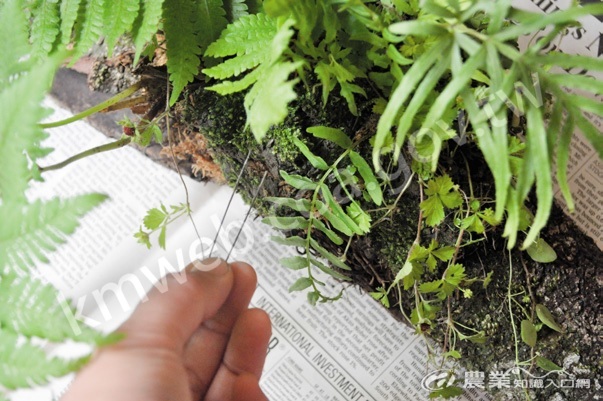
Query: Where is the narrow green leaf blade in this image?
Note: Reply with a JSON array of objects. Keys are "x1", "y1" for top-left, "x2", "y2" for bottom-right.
[
  {"x1": 309, "y1": 238, "x2": 351, "y2": 271},
  {"x1": 265, "y1": 197, "x2": 312, "y2": 213},
  {"x1": 374, "y1": 37, "x2": 452, "y2": 170},
  {"x1": 312, "y1": 218, "x2": 344, "y2": 245},
  {"x1": 388, "y1": 20, "x2": 447, "y2": 36},
  {"x1": 280, "y1": 256, "x2": 309, "y2": 270},
  {"x1": 307, "y1": 126, "x2": 352, "y2": 149},
  {"x1": 536, "y1": 356, "x2": 562, "y2": 372},
  {"x1": 293, "y1": 137, "x2": 329, "y2": 170},
  {"x1": 521, "y1": 319, "x2": 537, "y2": 348},
  {"x1": 536, "y1": 304, "x2": 564, "y2": 333},
  {"x1": 289, "y1": 277, "x2": 313, "y2": 292},
  {"x1": 261, "y1": 216, "x2": 309, "y2": 230},
  {"x1": 349, "y1": 152, "x2": 382, "y2": 206},
  {"x1": 270, "y1": 235, "x2": 307, "y2": 248},
  {"x1": 309, "y1": 257, "x2": 351, "y2": 281},
  {"x1": 521, "y1": 105, "x2": 553, "y2": 249},
  {"x1": 280, "y1": 171, "x2": 317, "y2": 191}
]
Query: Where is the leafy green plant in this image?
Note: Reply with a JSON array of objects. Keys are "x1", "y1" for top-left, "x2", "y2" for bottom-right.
[
  {"x1": 3, "y1": 0, "x2": 603, "y2": 398},
  {"x1": 135, "y1": 202, "x2": 191, "y2": 249},
  {"x1": 262, "y1": 125, "x2": 384, "y2": 303},
  {"x1": 0, "y1": 1, "x2": 115, "y2": 397}
]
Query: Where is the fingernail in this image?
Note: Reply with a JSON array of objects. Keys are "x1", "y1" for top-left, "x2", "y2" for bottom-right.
[{"x1": 189, "y1": 258, "x2": 229, "y2": 276}]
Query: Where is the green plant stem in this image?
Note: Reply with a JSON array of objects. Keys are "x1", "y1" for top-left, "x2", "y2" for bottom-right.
[
  {"x1": 38, "y1": 137, "x2": 132, "y2": 173},
  {"x1": 507, "y1": 250, "x2": 521, "y2": 366},
  {"x1": 40, "y1": 81, "x2": 143, "y2": 129}
]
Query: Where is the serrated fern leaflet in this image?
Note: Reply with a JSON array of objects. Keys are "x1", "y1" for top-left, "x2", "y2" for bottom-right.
[
  {"x1": 103, "y1": 0, "x2": 140, "y2": 56},
  {"x1": 163, "y1": 0, "x2": 202, "y2": 105},
  {"x1": 0, "y1": 195, "x2": 109, "y2": 273}
]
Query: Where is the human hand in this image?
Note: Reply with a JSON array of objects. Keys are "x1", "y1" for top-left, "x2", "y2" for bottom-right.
[{"x1": 62, "y1": 259, "x2": 271, "y2": 401}]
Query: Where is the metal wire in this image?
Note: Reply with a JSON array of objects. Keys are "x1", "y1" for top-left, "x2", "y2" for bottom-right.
[
  {"x1": 226, "y1": 171, "x2": 268, "y2": 262},
  {"x1": 208, "y1": 150, "x2": 252, "y2": 258}
]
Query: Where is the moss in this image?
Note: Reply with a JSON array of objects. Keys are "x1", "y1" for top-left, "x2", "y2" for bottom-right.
[{"x1": 265, "y1": 126, "x2": 302, "y2": 164}]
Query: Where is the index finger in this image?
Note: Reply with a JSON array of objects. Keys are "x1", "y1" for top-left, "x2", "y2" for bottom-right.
[{"x1": 117, "y1": 258, "x2": 235, "y2": 351}]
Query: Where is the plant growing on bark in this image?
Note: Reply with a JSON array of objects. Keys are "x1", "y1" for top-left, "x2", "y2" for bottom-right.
[{"x1": 2, "y1": 0, "x2": 602, "y2": 399}]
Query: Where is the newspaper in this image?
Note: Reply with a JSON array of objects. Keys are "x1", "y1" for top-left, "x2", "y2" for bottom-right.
[
  {"x1": 513, "y1": 0, "x2": 603, "y2": 249},
  {"x1": 14, "y1": 99, "x2": 491, "y2": 401}
]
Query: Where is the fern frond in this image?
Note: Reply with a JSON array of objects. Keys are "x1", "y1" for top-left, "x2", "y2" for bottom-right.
[
  {"x1": 0, "y1": 273, "x2": 105, "y2": 342},
  {"x1": 72, "y1": 0, "x2": 105, "y2": 61},
  {"x1": 163, "y1": 0, "x2": 202, "y2": 105},
  {"x1": 103, "y1": 0, "x2": 140, "y2": 56},
  {"x1": 245, "y1": 60, "x2": 302, "y2": 141},
  {"x1": 30, "y1": 0, "x2": 61, "y2": 58},
  {"x1": 204, "y1": 12, "x2": 276, "y2": 58},
  {"x1": 131, "y1": 0, "x2": 166, "y2": 65},
  {"x1": 0, "y1": 194, "x2": 108, "y2": 272},
  {"x1": 204, "y1": 51, "x2": 267, "y2": 79},
  {"x1": 0, "y1": 0, "x2": 32, "y2": 84},
  {"x1": 0, "y1": 60, "x2": 58, "y2": 203},
  {"x1": 0, "y1": 329, "x2": 89, "y2": 390},
  {"x1": 197, "y1": 0, "x2": 228, "y2": 51},
  {"x1": 204, "y1": 15, "x2": 297, "y2": 140},
  {"x1": 59, "y1": 0, "x2": 83, "y2": 45},
  {"x1": 225, "y1": 0, "x2": 248, "y2": 21}
]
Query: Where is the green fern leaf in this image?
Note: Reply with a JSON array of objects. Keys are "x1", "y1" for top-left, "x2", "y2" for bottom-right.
[
  {"x1": 207, "y1": 12, "x2": 275, "y2": 57},
  {"x1": 197, "y1": 0, "x2": 228, "y2": 51},
  {"x1": 205, "y1": 68, "x2": 262, "y2": 94},
  {"x1": 59, "y1": 0, "x2": 83, "y2": 44},
  {"x1": 163, "y1": 0, "x2": 202, "y2": 105},
  {"x1": 131, "y1": 0, "x2": 166, "y2": 65},
  {"x1": 103, "y1": 0, "x2": 140, "y2": 55},
  {"x1": 0, "y1": 329, "x2": 89, "y2": 390},
  {"x1": 0, "y1": 273, "x2": 105, "y2": 343},
  {"x1": 245, "y1": 60, "x2": 301, "y2": 141},
  {"x1": 0, "y1": 194, "x2": 108, "y2": 272},
  {"x1": 72, "y1": 0, "x2": 105, "y2": 61},
  {"x1": 30, "y1": 0, "x2": 61, "y2": 58},
  {"x1": 225, "y1": 0, "x2": 248, "y2": 21},
  {"x1": 204, "y1": 12, "x2": 276, "y2": 64},
  {"x1": 208, "y1": 16, "x2": 298, "y2": 141},
  {"x1": 0, "y1": 60, "x2": 58, "y2": 202},
  {"x1": 204, "y1": 51, "x2": 268, "y2": 79},
  {"x1": 0, "y1": 0, "x2": 32, "y2": 84}
]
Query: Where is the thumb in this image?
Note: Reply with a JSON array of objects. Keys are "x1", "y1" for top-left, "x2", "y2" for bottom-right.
[{"x1": 231, "y1": 372, "x2": 269, "y2": 401}]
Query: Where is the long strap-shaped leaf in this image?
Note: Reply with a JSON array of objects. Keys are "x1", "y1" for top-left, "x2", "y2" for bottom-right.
[
  {"x1": 496, "y1": 4, "x2": 603, "y2": 41},
  {"x1": 373, "y1": 36, "x2": 453, "y2": 170}
]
